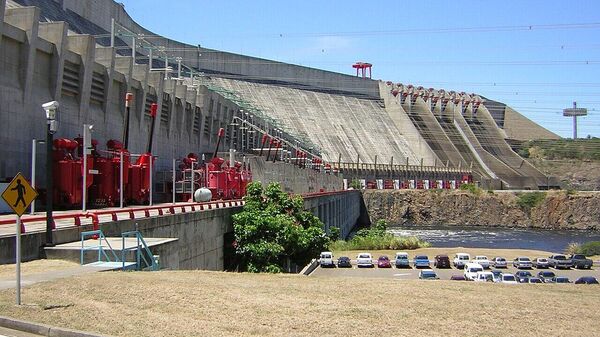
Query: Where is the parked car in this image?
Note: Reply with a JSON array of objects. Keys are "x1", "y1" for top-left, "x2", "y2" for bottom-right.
[
  {"x1": 319, "y1": 252, "x2": 335, "y2": 267},
  {"x1": 464, "y1": 263, "x2": 484, "y2": 281},
  {"x1": 414, "y1": 255, "x2": 430, "y2": 268},
  {"x1": 419, "y1": 269, "x2": 439, "y2": 280},
  {"x1": 552, "y1": 276, "x2": 571, "y2": 284},
  {"x1": 473, "y1": 256, "x2": 491, "y2": 269},
  {"x1": 548, "y1": 254, "x2": 573, "y2": 269},
  {"x1": 434, "y1": 254, "x2": 451, "y2": 269},
  {"x1": 570, "y1": 254, "x2": 593, "y2": 269},
  {"x1": 337, "y1": 256, "x2": 352, "y2": 268},
  {"x1": 515, "y1": 271, "x2": 533, "y2": 283},
  {"x1": 356, "y1": 253, "x2": 373, "y2": 268},
  {"x1": 453, "y1": 253, "x2": 471, "y2": 269},
  {"x1": 513, "y1": 257, "x2": 533, "y2": 269},
  {"x1": 538, "y1": 271, "x2": 557, "y2": 283},
  {"x1": 533, "y1": 258, "x2": 549, "y2": 269},
  {"x1": 491, "y1": 269, "x2": 503, "y2": 282},
  {"x1": 491, "y1": 257, "x2": 507, "y2": 268},
  {"x1": 394, "y1": 252, "x2": 410, "y2": 268},
  {"x1": 528, "y1": 277, "x2": 543, "y2": 284},
  {"x1": 574, "y1": 276, "x2": 599, "y2": 284},
  {"x1": 474, "y1": 271, "x2": 494, "y2": 282},
  {"x1": 378, "y1": 255, "x2": 392, "y2": 268},
  {"x1": 450, "y1": 275, "x2": 467, "y2": 281},
  {"x1": 500, "y1": 273, "x2": 518, "y2": 284}
]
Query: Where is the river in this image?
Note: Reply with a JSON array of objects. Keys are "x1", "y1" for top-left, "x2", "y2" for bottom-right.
[{"x1": 389, "y1": 226, "x2": 600, "y2": 253}]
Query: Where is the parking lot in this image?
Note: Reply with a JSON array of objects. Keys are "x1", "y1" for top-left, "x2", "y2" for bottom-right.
[{"x1": 312, "y1": 259, "x2": 600, "y2": 282}]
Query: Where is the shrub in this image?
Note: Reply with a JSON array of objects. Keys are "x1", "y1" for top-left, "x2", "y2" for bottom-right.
[
  {"x1": 328, "y1": 234, "x2": 430, "y2": 251},
  {"x1": 565, "y1": 242, "x2": 581, "y2": 255},
  {"x1": 577, "y1": 241, "x2": 600, "y2": 256},
  {"x1": 349, "y1": 179, "x2": 362, "y2": 190},
  {"x1": 459, "y1": 183, "x2": 480, "y2": 194},
  {"x1": 516, "y1": 192, "x2": 546, "y2": 211}
]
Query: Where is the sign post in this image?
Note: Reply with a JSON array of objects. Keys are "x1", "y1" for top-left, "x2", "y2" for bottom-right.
[{"x1": 1, "y1": 172, "x2": 38, "y2": 305}]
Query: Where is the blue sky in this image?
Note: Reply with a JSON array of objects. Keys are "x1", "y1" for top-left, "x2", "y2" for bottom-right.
[{"x1": 120, "y1": 0, "x2": 600, "y2": 138}]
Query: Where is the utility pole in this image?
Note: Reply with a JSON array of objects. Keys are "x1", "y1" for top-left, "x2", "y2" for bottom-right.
[{"x1": 563, "y1": 101, "x2": 587, "y2": 139}]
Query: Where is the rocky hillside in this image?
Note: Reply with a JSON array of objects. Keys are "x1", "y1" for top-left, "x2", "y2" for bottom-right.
[{"x1": 362, "y1": 190, "x2": 600, "y2": 230}]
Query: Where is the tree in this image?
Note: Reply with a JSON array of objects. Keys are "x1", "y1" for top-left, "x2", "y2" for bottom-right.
[{"x1": 232, "y1": 182, "x2": 329, "y2": 273}]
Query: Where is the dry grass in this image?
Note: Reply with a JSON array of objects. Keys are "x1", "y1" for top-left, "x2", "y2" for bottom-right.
[
  {"x1": 0, "y1": 270, "x2": 599, "y2": 337},
  {"x1": 0, "y1": 260, "x2": 79, "y2": 279},
  {"x1": 332, "y1": 247, "x2": 555, "y2": 260}
]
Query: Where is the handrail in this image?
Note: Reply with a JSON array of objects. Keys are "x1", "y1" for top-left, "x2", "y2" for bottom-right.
[
  {"x1": 121, "y1": 230, "x2": 157, "y2": 271},
  {"x1": 80, "y1": 230, "x2": 120, "y2": 265}
]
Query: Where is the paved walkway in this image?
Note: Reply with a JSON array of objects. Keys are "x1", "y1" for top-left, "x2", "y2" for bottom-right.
[
  {"x1": 0, "y1": 325, "x2": 42, "y2": 337},
  {"x1": 0, "y1": 264, "x2": 122, "y2": 290}
]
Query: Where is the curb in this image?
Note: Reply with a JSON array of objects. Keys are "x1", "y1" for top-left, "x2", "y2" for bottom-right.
[{"x1": 0, "y1": 315, "x2": 113, "y2": 337}]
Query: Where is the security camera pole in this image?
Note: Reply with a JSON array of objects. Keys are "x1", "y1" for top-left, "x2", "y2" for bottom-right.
[{"x1": 42, "y1": 101, "x2": 59, "y2": 246}]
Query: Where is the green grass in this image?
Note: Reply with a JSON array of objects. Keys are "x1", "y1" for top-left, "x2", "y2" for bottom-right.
[
  {"x1": 523, "y1": 138, "x2": 600, "y2": 161},
  {"x1": 328, "y1": 234, "x2": 430, "y2": 251},
  {"x1": 577, "y1": 241, "x2": 600, "y2": 256},
  {"x1": 516, "y1": 192, "x2": 546, "y2": 211}
]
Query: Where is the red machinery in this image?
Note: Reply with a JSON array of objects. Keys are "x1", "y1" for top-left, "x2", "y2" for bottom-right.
[
  {"x1": 89, "y1": 140, "x2": 130, "y2": 207},
  {"x1": 52, "y1": 138, "x2": 93, "y2": 208},
  {"x1": 126, "y1": 102, "x2": 157, "y2": 204}
]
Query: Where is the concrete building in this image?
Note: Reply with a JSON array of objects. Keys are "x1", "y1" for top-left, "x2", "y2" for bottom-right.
[{"x1": 1, "y1": 0, "x2": 559, "y2": 190}]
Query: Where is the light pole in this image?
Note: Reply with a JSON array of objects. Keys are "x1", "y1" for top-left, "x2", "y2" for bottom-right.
[
  {"x1": 30, "y1": 139, "x2": 45, "y2": 214},
  {"x1": 42, "y1": 101, "x2": 59, "y2": 246},
  {"x1": 82, "y1": 124, "x2": 93, "y2": 212}
]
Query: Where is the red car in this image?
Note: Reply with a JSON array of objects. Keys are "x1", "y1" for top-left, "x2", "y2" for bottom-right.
[{"x1": 378, "y1": 255, "x2": 392, "y2": 268}]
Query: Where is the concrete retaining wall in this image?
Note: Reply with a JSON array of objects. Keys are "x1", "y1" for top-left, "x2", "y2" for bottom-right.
[{"x1": 1, "y1": 191, "x2": 362, "y2": 267}]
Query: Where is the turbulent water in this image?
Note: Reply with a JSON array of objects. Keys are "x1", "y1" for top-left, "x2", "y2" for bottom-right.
[{"x1": 389, "y1": 226, "x2": 600, "y2": 252}]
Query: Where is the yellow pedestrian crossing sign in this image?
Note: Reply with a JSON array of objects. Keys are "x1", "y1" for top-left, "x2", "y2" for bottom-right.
[{"x1": 1, "y1": 172, "x2": 38, "y2": 217}]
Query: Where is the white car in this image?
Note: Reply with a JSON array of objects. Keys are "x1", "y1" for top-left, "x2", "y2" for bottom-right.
[
  {"x1": 453, "y1": 253, "x2": 471, "y2": 268},
  {"x1": 473, "y1": 256, "x2": 491, "y2": 269},
  {"x1": 513, "y1": 257, "x2": 533, "y2": 269},
  {"x1": 464, "y1": 263, "x2": 484, "y2": 281},
  {"x1": 319, "y1": 252, "x2": 335, "y2": 267},
  {"x1": 534, "y1": 257, "x2": 549, "y2": 269},
  {"x1": 356, "y1": 253, "x2": 373, "y2": 268},
  {"x1": 474, "y1": 271, "x2": 494, "y2": 282},
  {"x1": 500, "y1": 273, "x2": 519, "y2": 284},
  {"x1": 491, "y1": 257, "x2": 507, "y2": 268}
]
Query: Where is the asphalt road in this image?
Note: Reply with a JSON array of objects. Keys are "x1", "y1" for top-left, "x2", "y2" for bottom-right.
[{"x1": 312, "y1": 263, "x2": 600, "y2": 281}]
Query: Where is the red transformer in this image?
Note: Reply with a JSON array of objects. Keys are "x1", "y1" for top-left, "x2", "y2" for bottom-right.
[
  {"x1": 53, "y1": 138, "x2": 93, "y2": 208},
  {"x1": 89, "y1": 140, "x2": 130, "y2": 207},
  {"x1": 126, "y1": 153, "x2": 153, "y2": 204}
]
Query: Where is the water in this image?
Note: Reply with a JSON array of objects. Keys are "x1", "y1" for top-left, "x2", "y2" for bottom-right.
[{"x1": 389, "y1": 226, "x2": 600, "y2": 253}]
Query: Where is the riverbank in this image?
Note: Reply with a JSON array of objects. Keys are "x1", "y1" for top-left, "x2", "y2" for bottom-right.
[{"x1": 363, "y1": 190, "x2": 600, "y2": 230}]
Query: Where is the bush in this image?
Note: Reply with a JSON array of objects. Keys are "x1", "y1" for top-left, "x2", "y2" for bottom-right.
[
  {"x1": 459, "y1": 183, "x2": 480, "y2": 194},
  {"x1": 516, "y1": 192, "x2": 546, "y2": 211},
  {"x1": 577, "y1": 241, "x2": 600, "y2": 256},
  {"x1": 565, "y1": 242, "x2": 581, "y2": 255},
  {"x1": 349, "y1": 179, "x2": 362, "y2": 190},
  {"x1": 328, "y1": 234, "x2": 430, "y2": 251}
]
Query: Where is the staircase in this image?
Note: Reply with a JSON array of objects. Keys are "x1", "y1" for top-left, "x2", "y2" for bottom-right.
[{"x1": 79, "y1": 230, "x2": 158, "y2": 271}]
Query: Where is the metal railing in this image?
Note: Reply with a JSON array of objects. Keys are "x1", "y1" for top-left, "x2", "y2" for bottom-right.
[
  {"x1": 121, "y1": 230, "x2": 158, "y2": 271},
  {"x1": 80, "y1": 230, "x2": 119, "y2": 265}
]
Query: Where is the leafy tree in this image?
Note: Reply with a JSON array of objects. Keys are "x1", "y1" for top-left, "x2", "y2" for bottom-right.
[{"x1": 233, "y1": 182, "x2": 329, "y2": 273}]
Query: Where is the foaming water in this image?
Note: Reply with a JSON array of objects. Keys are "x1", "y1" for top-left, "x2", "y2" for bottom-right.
[{"x1": 389, "y1": 226, "x2": 600, "y2": 252}]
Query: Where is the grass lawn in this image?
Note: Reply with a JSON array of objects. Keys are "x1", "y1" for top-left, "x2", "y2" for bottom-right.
[
  {"x1": 0, "y1": 260, "x2": 79, "y2": 279},
  {"x1": 0, "y1": 269, "x2": 599, "y2": 337}
]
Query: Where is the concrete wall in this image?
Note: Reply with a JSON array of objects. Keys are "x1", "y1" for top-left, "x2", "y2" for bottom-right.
[
  {"x1": 1, "y1": 191, "x2": 362, "y2": 267},
  {"x1": 250, "y1": 157, "x2": 343, "y2": 194},
  {"x1": 41, "y1": 0, "x2": 379, "y2": 98},
  {"x1": 503, "y1": 106, "x2": 560, "y2": 141}
]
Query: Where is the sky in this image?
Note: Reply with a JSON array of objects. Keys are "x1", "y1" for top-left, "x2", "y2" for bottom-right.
[{"x1": 119, "y1": 0, "x2": 600, "y2": 138}]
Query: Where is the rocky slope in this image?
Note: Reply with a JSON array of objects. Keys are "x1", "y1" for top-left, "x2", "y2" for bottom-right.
[{"x1": 362, "y1": 190, "x2": 600, "y2": 230}]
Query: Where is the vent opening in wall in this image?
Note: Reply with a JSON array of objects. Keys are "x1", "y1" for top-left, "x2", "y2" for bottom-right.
[
  {"x1": 193, "y1": 107, "x2": 201, "y2": 135},
  {"x1": 90, "y1": 72, "x2": 106, "y2": 105},
  {"x1": 161, "y1": 93, "x2": 171, "y2": 128},
  {"x1": 62, "y1": 61, "x2": 80, "y2": 97}
]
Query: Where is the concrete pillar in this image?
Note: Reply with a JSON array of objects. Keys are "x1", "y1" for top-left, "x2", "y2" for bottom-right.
[
  {"x1": 4, "y1": 7, "x2": 40, "y2": 103},
  {"x1": 66, "y1": 35, "x2": 96, "y2": 121},
  {"x1": 0, "y1": 0, "x2": 6, "y2": 48},
  {"x1": 38, "y1": 22, "x2": 68, "y2": 101},
  {"x1": 132, "y1": 63, "x2": 150, "y2": 130},
  {"x1": 186, "y1": 89, "x2": 197, "y2": 142},
  {"x1": 174, "y1": 84, "x2": 188, "y2": 141},
  {"x1": 95, "y1": 46, "x2": 117, "y2": 117}
]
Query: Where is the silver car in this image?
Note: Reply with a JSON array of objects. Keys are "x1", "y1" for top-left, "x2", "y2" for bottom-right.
[
  {"x1": 513, "y1": 257, "x2": 533, "y2": 269},
  {"x1": 491, "y1": 257, "x2": 507, "y2": 268}
]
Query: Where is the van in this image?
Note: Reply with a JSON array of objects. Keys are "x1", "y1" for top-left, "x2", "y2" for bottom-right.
[
  {"x1": 464, "y1": 263, "x2": 484, "y2": 281},
  {"x1": 474, "y1": 271, "x2": 494, "y2": 282},
  {"x1": 319, "y1": 252, "x2": 335, "y2": 267},
  {"x1": 453, "y1": 253, "x2": 471, "y2": 268}
]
